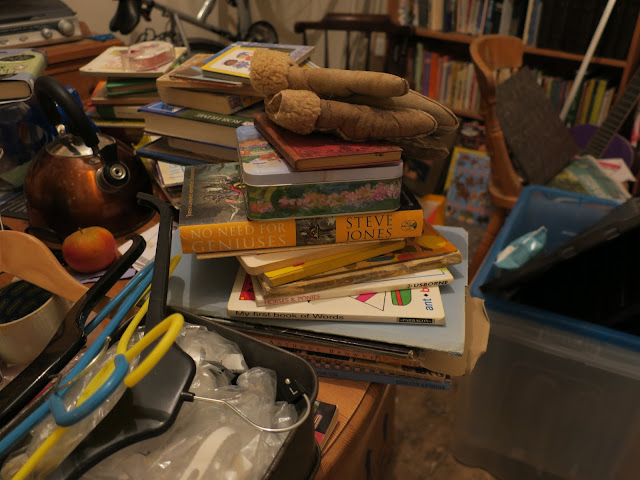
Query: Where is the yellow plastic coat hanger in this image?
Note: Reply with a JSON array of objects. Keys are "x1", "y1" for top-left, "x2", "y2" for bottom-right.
[{"x1": 0, "y1": 229, "x2": 88, "y2": 303}]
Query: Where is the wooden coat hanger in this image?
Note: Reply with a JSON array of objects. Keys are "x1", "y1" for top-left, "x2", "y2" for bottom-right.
[{"x1": 0, "y1": 228, "x2": 88, "y2": 303}]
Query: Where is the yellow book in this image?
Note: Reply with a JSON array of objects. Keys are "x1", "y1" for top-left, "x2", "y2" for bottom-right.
[
  {"x1": 588, "y1": 79, "x2": 608, "y2": 125},
  {"x1": 259, "y1": 239, "x2": 406, "y2": 287}
]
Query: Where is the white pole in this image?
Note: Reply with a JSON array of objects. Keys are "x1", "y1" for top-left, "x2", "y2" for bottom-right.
[{"x1": 560, "y1": 0, "x2": 618, "y2": 122}]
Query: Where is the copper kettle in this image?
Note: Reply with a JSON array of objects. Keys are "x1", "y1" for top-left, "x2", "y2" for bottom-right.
[{"x1": 24, "y1": 76, "x2": 154, "y2": 240}]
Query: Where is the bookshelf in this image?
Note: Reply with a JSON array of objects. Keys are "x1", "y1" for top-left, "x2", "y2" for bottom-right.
[{"x1": 388, "y1": 0, "x2": 640, "y2": 125}]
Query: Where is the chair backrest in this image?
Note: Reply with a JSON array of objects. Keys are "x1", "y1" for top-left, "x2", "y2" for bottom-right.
[
  {"x1": 469, "y1": 34, "x2": 524, "y2": 209},
  {"x1": 294, "y1": 13, "x2": 412, "y2": 75}
]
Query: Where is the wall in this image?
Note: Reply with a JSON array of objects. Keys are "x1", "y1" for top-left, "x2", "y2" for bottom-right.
[{"x1": 65, "y1": 0, "x2": 386, "y2": 69}]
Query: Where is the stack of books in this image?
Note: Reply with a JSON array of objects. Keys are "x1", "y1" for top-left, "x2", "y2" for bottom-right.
[
  {"x1": 136, "y1": 42, "x2": 315, "y2": 167},
  {"x1": 176, "y1": 110, "x2": 467, "y2": 388},
  {"x1": 81, "y1": 43, "x2": 187, "y2": 130}
]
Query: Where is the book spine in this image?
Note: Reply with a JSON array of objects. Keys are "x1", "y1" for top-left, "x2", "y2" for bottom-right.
[
  {"x1": 228, "y1": 307, "x2": 444, "y2": 324},
  {"x1": 179, "y1": 205, "x2": 424, "y2": 254},
  {"x1": 246, "y1": 331, "x2": 425, "y2": 368},
  {"x1": 311, "y1": 365, "x2": 452, "y2": 390},
  {"x1": 254, "y1": 271, "x2": 453, "y2": 306}
]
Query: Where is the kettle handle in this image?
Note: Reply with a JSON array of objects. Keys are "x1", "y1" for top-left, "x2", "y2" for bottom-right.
[{"x1": 34, "y1": 76, "x2": 99, "y2": 150}]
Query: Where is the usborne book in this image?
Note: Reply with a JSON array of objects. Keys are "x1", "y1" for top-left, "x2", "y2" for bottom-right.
[
  {"x1": 257, "y1": 222, "x2": 462, "y2": 297},
  {"x1": 178, "y1": 162, "x2": 423, "y2": 254},
  {"x1": 0, "y1": 49, "x2": 47, "y2": 104},
  {"x1": 138, "y1": 101, "x2": 257, "y2": 148},
  {"x1": 253, "y1": 113, "x2": 403, "y2": 170},
  {"x1": 228, "y1": 267, "x2": 446, "y2": 325},
  {"x1": 201, "y1": 42, "x2": 314, "y2": 83},
  {"x1": 251, "y1": 267, "x2": 454, "y2": 306},
  {"x1": 258, "y1": 239, "x2": 406, "y2": 287},
  {"x1": 157, "y1": 81, "x2": 262, "y2": 115}
]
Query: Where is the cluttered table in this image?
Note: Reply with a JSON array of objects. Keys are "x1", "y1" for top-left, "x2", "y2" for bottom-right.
[{"x1": 0, "y1": 212, "x2": 394, "y2": 479}]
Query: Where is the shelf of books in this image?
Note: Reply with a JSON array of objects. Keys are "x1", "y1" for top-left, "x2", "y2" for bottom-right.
[{"x1": 392, "y1": 0, "x2": 640, "y2": 127}]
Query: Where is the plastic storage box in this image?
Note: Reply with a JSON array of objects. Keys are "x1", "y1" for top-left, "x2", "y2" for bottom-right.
[{"x1": 455, "y1": 186, "x2": 640, "y2": 480}]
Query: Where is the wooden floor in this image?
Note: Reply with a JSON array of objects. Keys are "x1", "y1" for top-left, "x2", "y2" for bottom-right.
[{"x1": 391, "y1": 385, "x2": 495, "y2": 480}]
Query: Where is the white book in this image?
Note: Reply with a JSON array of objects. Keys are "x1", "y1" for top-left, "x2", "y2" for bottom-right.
[
  {"x1": 251, "y1": 266, "x2": 453, "y2": 306},
  {"x1": 156, "y1": 161, "x2": 185, "y2": 187},
  {"x1": 228, "y1": 267, "x2": 446, "y2": 325}
]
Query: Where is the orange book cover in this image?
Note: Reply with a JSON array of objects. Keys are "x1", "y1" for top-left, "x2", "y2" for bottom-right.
[{"x1": 252, "y1": 113, "x2": 402, "y2": 171}]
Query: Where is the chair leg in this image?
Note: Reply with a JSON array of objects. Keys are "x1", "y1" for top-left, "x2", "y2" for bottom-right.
[{"x1": 469, "y1": 208, "x2": 508, "y2": 283}]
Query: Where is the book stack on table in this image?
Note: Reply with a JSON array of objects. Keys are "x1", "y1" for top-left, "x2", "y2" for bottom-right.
[
  {"x1": 174, "y1": 109, "x2": 474, "y2": 388},
  {"x1": 80, "y1": 43, "x2": 187, "y2": 130},
  {"x1": 135, "y1": 42, "x2": 315, "y2": 167}
]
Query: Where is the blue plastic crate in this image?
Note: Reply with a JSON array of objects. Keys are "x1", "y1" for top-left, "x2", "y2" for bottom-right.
[{"x1": 471, "y1": 185, "x2": 640, "y2": 352}]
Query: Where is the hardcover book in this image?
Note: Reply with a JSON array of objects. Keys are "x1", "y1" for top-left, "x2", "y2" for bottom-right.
[
  {"x1": 166, "y1": 136, "x2": 237, "y2": 162},
  {"x1": 251, "y1": 267, "x2": 454, "y2": 306},
  {"x1": 201, "y1": 42, "x2": 314, "y2": 83},
  {"x1": 258, "y1": 222, "x2": 462, "y2": 297},
  {"x1": 228, "y1": 267, "x2": 446, "y2": 325},
  {"x1": 0, "y1": 49, "x2": 47, "y2": 104},
  {"x1": 178, "y1": 162, "x2": 423, "y2": 254},
  {"x1": 157, "y1": 82, "x2": 262, "y2": 115},
  {"x1": 253, "y1": 113, "x2": 403, "y2": 171},
  {"x1": 138, "y1": 101, "x2": 257, "y2": 148}
]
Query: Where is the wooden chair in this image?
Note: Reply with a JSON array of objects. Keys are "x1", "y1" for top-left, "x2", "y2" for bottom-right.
[
  {"x1": 294, "y1": 13, "x2": 412, "y2": 75},
  {"x1": 468, "y1": 34, "x2": 525, "y2": 281}
]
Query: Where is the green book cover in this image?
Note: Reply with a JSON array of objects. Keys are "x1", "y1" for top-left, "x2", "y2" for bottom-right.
[
  {"x1": 139, "y1": 101, "x2": 256, "y2": 127},
  {"x1": 0, "y1": 49, "x2": 47, "y2": 103}
]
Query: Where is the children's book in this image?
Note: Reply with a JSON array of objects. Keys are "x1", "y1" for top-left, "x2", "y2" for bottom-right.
[
  {"x1": 258, "y1": 239, "x2": 406, "y2": 287},
  {"x1": 201, "y1": 42, "x2": 314, "y2": 83},
  {"x1": 80, "y1": 46, "x2": 187, "y2": 78},
  {"x1": 313, "y1": 400, "x2": 339, "y2": 452},
  {"x1": 178, "y1": 163, "x2": 424, "y2": 254},
  {"x1": 444, "y1": 146, "x2": 495, "y2": 226},
  {"x1": 138, "y1": 101, "x2": 258, "y2": 148},
  {"x1": 257, "y1": 222, "x2": 462, "y2": 297},
  {"x1": 251, "y1": 267, "x2": 454, "y2": 306},
  {"x1": 237, "y1": 241, "x2": 403, "y2": 275},
  {"x1": 0, "y1": 49, "x2": 47, "y2": 104},
  {"x1": 253, "y1": 113, "x2": 402, "y2": 171},
  {"x1": 228, "y1": 267, "x2": 446, "y2": 325}
]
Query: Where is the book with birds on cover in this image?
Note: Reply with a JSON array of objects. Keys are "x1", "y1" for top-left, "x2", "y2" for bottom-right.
[{"x1": 178, "y1": 162, "x2": 424, "y2": 254}]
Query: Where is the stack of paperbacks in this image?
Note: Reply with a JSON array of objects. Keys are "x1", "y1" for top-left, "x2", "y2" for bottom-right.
[
  {"x1": 174, "y1": 103, "x2": 471, "y2": 388},
  {"x1": 81, "y1": 44, "x2": 187, "y2": 129}
]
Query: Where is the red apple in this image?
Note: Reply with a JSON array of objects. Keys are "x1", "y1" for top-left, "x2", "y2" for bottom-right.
[{"x1": 62, "y1": 226, "x2": 117, "y2": 273}]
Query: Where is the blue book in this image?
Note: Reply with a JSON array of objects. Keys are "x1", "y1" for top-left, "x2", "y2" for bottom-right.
[{"x1": 136, "y1": 137, "x2": 219, "y2": 166}]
